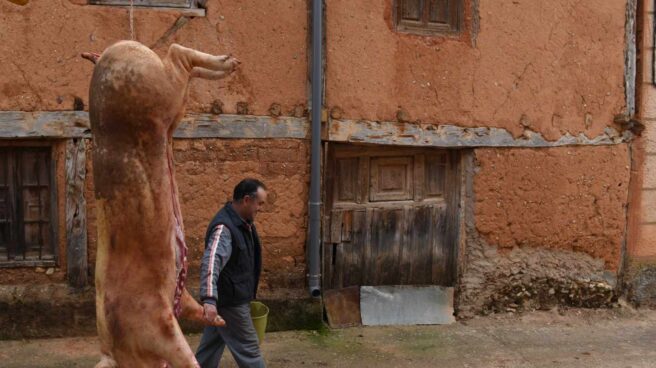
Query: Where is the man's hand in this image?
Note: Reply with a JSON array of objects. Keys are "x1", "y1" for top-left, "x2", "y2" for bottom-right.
[{"x1": 203, "y1": 303, "x2": 226, "y2": 327}]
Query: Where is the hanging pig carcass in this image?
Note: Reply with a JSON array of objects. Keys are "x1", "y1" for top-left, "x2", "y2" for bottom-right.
[{"x1": 84, "y1": 41, "x2": 239, "y2": 367}]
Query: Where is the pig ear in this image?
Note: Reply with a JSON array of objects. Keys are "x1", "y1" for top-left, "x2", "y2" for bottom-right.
[
  {"x1": 81, "y1": 52, "x2": 101, "y2": 64},
  {"x1": 190, "y1": 67, "x2": 227, "y2": 80}
]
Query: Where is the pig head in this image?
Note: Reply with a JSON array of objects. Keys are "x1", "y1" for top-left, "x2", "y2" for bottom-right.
[{"x1": 86, "y1": 41, "x2": 238, "y2": 368}]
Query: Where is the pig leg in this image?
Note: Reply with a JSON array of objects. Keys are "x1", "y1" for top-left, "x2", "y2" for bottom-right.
[
  {"x1": 95, "y1": 354, "x2": 118, "y2": 368},
  {"x1": 137, "y1": 311, "x2": 200, "y2": 368},
  {"x1": 190, "y1": 68, "x2": 229, "y2": 80},
  {"x1": 178, "y1": 288, "x2": 226, "y2": 327},
  {"x1": 166, "y1": 44, "x2": 239, "y2": 79},
  {"x1": 81, "y1": 52, "x2": 101, "y2": 64}
]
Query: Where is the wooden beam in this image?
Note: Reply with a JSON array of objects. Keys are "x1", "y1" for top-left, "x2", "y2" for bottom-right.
[
  {"x1": 174, "y1": 113, "x2": 309, "y2": 139},
  {"x1": 87, "y1": 2, "x2": 206, "y2": 17},
  {"x1": 328, "y1": 119, "x2": 633, "y2": 148},
  {"x1": 0, "y1": 111, "x2": 91, "y2": 139},
  {"x1": 0, "y1": 112, "x2": 309, "y2": 140},
  {"x1": 65, "y1": 139, "x2": 88, "y2": 288},
  {"x1": 4, "y1": 112, "x2": 629, "y2": 148}
]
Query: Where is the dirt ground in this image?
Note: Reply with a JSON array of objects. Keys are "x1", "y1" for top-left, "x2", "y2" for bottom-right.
[{"x1": 1, "y1": 307, "x2": 655, "y2": 368}]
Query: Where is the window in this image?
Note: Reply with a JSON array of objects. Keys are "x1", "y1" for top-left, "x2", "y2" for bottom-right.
[
  {"x1": 88, "y1": 0, "x2": 199, "y2": 8},
  {"x1": 0, "y1": 147, "x2": 56, "y2": 265},
  {"x1": 395, "y1": 0, "x2": 461, "y2": 35}
]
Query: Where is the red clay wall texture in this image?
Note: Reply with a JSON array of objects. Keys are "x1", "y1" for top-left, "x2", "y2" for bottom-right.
[
  {"x1": 325, "y1": 0, "x2": 627, "y2": 140},
  {"x1": 0, "y1": 0, "x2": 636, "y2": 311},
  {"x1": 474, "y1": 145, "x2": 630, "y2": 270},
  {"x1": 0, "y1": 0, "x2": 308, "y2": 116}
]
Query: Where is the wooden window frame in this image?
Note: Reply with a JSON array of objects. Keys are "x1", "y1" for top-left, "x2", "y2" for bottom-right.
[
  {"x1": 89, "y1": 0, "x2": 193, "y2": 8},
  {"x1": 0, "y1": 143, "x2": 58, "y2": 268},
  {"x1": 394, "y1": 0, "x2": 462, "y2": 36},
  {"x1": 87, "y1": 0, "x2": 207, "y2": 16}
]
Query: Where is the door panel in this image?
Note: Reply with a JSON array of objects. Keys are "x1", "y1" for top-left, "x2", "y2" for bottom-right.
[
  {"x1": 324, "y1": 145, "x2": 458, "y2": 290},
  {"x1": 370, "y1": 156, "x2": 414, "y2": 202}
]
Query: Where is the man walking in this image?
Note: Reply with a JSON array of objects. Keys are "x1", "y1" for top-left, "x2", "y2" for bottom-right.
[{"x1": 196, "y1": 179, "x2": 268, "y2": 368}]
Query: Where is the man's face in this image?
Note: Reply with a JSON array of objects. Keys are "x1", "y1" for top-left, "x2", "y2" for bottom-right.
[{"x1": 242, "y1": 187, "x2": 267, "y2": 221}]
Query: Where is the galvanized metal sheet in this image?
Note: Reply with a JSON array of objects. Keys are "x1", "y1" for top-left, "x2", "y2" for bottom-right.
[{"x1": 360, "y1": 285, "x2": 455, "y2": 326}]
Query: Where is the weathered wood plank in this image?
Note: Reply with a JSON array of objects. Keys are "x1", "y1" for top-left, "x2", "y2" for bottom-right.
[
  {"x1": 0, "y1": 259, "x2": 56, "y2": 269},
  {"x1": 0, "y1": 112, "x2": 91, "y2": 139},
  {"x1": 328, "y1": 119, "x2": 632, "y2": 148},
  {"x1": 369, "y1": 208, "x2": 403, "y2": 285},
  {"x1": 174, "y1": 114, "x2": 309, "y2": 139},
  {"x1": 65, "y1": 139, "x2": 88, "y2": 288},
  {"x1": 362, "y1": 208, "x2": 373, "y2": 285},
  {"x1": 369, "y1": 156, "x2": 414, "y2": 202},
  {"x1": 341, "y1": 210, "x2": 352, "y2": 242},
  {"x1": 413, "y1": 154, "x2": 425, "y2": 201},
  {"x1": 425, "y1": 153, "x2": 447, "y2": 197},
  {"x1": 322, "y1": 235, "x2": 333, "y2": 289},
  {"x1": 330, "y1": 210, "x2": 343, "y2": 244},
  {"x1": 335, "y1": 158, "x2": 358, "y2": 202},
  {"x1": 89, "y1": 0, "x2": 192, "y2": 7},
  {"x1": 441, "y1": 151, "x2": 462, "y2": 286},
  {"x1": 398, "y1": 205, "x2": 413, "y2": 284},
  {"x1": 431, "y1": 205, "x2": 448, "y2": 285},
  {"x1": 91, "y1": 5, "x2": 205, "y2": 16},
  {"x1": 332, "y1": 243, "x2": 344, "y2": 289},
  {"x1": 323, "y1": 286, "x2": 362, "y2": 328},
  {"x1": 343, "y1": 210, "x2": 364, "y2": 287},
  {"x1": 409, "y1": 205, "x2": 435, "y2": 285},
  {"x1": 356, "y1": 156, "x2": 369, "y2": 204},
  {"x1": 0, "y1": 112, "x2": 309, "y2": 139},
  {"x1": 87, "y1": 1, "x2": 206, "y2": 17}
]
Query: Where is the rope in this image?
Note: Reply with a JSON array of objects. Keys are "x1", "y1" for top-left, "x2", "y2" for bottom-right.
[{"x1": 129, "y1": 0, "x2": 135, "y2": 40}]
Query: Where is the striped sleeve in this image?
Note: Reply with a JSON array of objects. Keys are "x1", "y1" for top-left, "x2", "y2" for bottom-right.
[{"x1": 199, "y1": 224, "x2": 233, "y2": 305}]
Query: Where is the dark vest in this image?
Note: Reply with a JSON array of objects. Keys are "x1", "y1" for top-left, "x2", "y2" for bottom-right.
[{"x1": 204, "y1": 202, "x2": 262, "y2": 307}]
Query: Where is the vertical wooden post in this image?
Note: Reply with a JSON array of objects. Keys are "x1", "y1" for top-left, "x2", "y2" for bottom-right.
[{"x1": 66, "y1": 138, "x2": 88, "y2": 288}]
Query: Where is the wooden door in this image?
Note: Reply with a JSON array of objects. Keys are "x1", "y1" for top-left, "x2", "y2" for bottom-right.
[{"x1": 323, "y1": 144, "x2": 459, "y2": 290}]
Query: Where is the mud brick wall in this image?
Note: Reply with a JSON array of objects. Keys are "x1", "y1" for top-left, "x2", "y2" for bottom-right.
[
  {"x1": 326, "y1": 0, "x2": 627, "y2": 141},
  {"x1": 82, "y1": 138, "x2": 310, "y2": 297},
  {"x1": 0, "y1": 0, "x2": 308, "y2": 116},
  {"x1": 458, "y1": 145, "x2": 631, "y2": 316}
]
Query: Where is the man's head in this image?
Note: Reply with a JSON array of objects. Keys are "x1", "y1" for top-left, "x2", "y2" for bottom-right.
[{"x1": 232, "y1": 178, "x2": 267, "y2": 222}]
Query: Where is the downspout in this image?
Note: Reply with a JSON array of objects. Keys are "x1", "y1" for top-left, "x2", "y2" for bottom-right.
[{"x1": 308, "y1": 0, "x2": 323, "y2": 297}]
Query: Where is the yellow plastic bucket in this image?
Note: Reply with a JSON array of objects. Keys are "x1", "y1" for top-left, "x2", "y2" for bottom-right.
[{"x1": 250, "y1": 301, "x2": 269, "y2": 344}]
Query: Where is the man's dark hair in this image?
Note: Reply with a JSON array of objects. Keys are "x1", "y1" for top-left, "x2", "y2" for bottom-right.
[{"x1": 233, "y1": 178, "x2": 266, "y2": 202}]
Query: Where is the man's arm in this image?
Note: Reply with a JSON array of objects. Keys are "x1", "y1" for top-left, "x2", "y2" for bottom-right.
[{"x1": 199, "y1": 224, "x2": 233, "y2": 306}]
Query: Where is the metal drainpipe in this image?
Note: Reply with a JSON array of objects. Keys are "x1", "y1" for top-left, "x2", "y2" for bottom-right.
[{"x1": 308, "y1": 0, "x2": 323, "y2": 298}]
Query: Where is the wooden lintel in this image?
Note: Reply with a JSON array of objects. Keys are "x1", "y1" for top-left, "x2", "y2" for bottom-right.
[
  {"x1": 328, "y1": 119, "x2": 633, "y2": 148},
  {"x1": 87, "y1": 3, "x2": 206, "y2": 17},
  {"x1": 0, "y1": 112, "x2": 309, "y2": 140}
]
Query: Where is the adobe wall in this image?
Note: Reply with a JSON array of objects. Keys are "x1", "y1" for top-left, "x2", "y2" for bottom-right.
[
  {"x1": 0, "y1": 0, "x2": 308, "y2": 116},
  {"x1": 325, "y1": 0, "x2": 628, "y2": 140},
  {"x1": 458, "y1": 145, "x2": 631, "y2": 316}
]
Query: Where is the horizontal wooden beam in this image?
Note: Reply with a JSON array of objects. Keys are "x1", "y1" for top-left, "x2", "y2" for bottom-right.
[
  {"x1": 0, "y1": 111, "x2": 309, "y2": 140},
  {"x1": 0, "y1": 260, "x2": 56, "y2": 269},
  {"x1": 0, "y1": 111, "x2": 91, "y2": 139},
  {"x1": 328, "y1": 119, "x2": 634, "y2": 148},
  {"x1": 2, "y1": 112, "x2": 631, "y2": 148},
  {"x1": 87, "y1": 3, "x2": 206, "y2": 17},
  {"x1": 174, "y1": 113, "x2": 309, "y2": 139}
]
